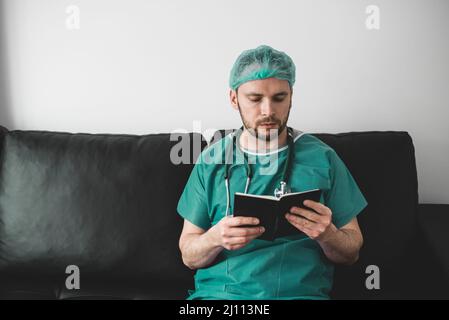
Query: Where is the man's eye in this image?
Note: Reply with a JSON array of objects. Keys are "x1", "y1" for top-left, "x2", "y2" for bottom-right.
[
  {"x1": 273, "y1": 97, "x2": 285, "y2": 102},
  {"x1": 250, "y1": 99, "x2": 261, "y2": 103}
]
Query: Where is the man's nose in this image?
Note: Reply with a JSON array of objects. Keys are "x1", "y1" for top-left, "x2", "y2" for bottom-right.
[{"x1": 260, "y1": 99, "x2": 275, "y2": 116}]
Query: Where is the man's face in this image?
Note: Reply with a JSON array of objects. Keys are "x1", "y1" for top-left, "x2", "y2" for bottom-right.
[{"x1": 230, "y1": 77, "x2": 292, "y2": 141}]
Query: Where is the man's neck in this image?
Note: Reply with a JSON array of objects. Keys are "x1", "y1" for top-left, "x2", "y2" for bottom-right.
[{"x1": 239, "y1": 128, "x2": 288, "y2": 153}]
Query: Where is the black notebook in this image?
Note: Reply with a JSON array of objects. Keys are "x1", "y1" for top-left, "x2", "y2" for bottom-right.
[{"x1": 233, "y1": 189, "x2": 322, "y2": 241}]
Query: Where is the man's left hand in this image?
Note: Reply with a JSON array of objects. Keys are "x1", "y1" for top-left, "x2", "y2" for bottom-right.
[{"x1": 285, "y1": 200, "x2": 337, "y2": 241}]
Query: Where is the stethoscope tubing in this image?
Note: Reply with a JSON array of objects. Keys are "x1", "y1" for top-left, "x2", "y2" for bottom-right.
[{"x1": 224, "y1": 126, "x2": 294, "y2": 216}]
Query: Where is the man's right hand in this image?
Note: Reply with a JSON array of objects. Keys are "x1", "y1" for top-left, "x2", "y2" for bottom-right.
[{"x1": 208, "y1": 216, "x2": 265, "y2": 250}]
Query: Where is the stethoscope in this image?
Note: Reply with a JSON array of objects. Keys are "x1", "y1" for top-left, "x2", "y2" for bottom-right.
[{"x1": 224, "y1": 126, "x2": 295, "y2": 216}]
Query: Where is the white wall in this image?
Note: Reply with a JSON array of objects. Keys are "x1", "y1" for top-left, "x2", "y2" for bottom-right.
[{"x1": 0, "y1": 0, "x2": 448, "y2": 204}]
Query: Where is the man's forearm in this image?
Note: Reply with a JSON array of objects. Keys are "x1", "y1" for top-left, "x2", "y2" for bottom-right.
[
  {"x1": 181, "y1": 231, "x2": 223, "y2": 270},
  {"x1": 317, "y1": 224, "x2": 363, "y2": 265}
]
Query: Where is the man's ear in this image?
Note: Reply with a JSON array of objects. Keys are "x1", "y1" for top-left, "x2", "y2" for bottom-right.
[{"x1": 229, "y1": 89, "x2": 239, "y2": 111}]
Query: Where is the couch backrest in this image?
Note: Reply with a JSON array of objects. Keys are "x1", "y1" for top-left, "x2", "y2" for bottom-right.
[
  {"x1": 0, "y1": 128, "x2": 419, "y2": 299},
  {"x1": 0, "y1": 128, "x2": 205, "y2": 298},
  {"x1": 313, "y1": 131, "x2": 419, "y2": 299}
]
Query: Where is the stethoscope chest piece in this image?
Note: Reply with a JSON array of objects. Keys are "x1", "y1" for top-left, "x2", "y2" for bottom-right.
[{"x1": 274, "y1": 181, "x2": 291, "y2": 198}]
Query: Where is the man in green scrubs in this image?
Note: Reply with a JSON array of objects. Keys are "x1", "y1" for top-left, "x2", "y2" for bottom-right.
[{"x1": 177, "y1": 45, "x2": 368, "y2": 300}]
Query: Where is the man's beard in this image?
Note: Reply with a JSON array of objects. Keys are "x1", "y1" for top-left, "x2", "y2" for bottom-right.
[{"x1": 237, "y1": 103, "x2": 291, "y2": 142}]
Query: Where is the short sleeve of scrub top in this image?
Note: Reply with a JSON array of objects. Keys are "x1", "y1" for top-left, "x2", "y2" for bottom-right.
[
  {"x1": 177, "y1": 154, "x2": 211, "y2": 231},
  {"x1": 324, "y1": 149, "x2": 368, "y2": 229}
]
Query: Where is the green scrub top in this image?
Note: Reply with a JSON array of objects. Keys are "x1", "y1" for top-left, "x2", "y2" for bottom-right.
[{"x1": 177, "y1": 129, "x2": 368, "y2": 300}]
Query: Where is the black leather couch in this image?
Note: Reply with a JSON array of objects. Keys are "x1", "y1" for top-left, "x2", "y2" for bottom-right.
[{"x1": 0, "y1": 125, "x2": 448, "y2": 299}]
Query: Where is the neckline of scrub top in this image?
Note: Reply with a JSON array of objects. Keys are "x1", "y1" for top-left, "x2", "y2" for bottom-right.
[{"x1": 234, "y1": 129, "x2": 305, "y2": 156}]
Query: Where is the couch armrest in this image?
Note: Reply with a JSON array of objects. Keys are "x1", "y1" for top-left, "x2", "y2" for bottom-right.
[{"x1": 417, "y1": 204, "x2": 449, "y2": 291}]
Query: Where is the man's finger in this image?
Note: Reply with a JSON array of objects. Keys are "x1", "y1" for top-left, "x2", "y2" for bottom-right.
[
  {"x1": 285, "y1": 213, "x2": 324, "y2": 232},
  {"x1": 234, "y1": 232, "x2": 264, "y2": 243},
  {"x1": 227, "y1": 226, "x2": 265, "y2": 237},
  {"x1": 228, "y1": 216, "x2": 260, "y2": 227},
  {"x1": 285, "y1": 215, "x2": 318, "y2": 237},
  {"x1": 285, "y1": 215, "x2": 312, "y2": 232},
  {"x1": 303, "y1": 200, "x2": 332, "y2": 216},
  {"x1": 289, "y1": 207, "x2": 321, "y2": 223}
]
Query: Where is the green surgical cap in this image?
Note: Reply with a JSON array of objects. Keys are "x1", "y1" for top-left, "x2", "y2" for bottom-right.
[{"x1": 229, "y1": 45, "x2": 296, "y2": 91}]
